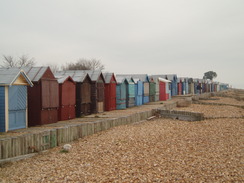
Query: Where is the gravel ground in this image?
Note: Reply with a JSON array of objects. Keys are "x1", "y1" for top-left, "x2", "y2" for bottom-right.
[
  {"x1": 200, "y1": 97, "x2": 244, "y2": 106},
  {"x1": 0, "y1": 98, "x2": 243, "y2": 183},
  {"x1": 175, "y1": 104, "x2": 244, "y2": 118}
]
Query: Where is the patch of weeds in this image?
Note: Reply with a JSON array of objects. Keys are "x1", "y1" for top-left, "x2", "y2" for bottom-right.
[
  {"x1": 60, "y1": 149, "x2": 69, "y2": 153},
  {"x1": 160, "y1": 102, "x2": 164, "y2": 104},
  {"x1": 94, "y1": 115, "x2": 100, "y2": 118}
]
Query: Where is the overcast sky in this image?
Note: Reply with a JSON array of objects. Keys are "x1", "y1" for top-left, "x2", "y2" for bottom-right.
[{"x1": 0, "y1": 0, "x2": 243, "y2": 88}]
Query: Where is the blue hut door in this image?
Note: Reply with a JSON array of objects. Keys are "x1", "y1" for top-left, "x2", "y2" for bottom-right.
[{"x1": 8, "y1": 86, "x2": 27, "y2": 131}]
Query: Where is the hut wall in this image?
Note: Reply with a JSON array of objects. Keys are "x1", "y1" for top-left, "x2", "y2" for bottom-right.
[
  {"x1": 79, "y1": 77, "x2": 92, "y2": 116},
  {"x1": 116, "y1": 83, "x2": 127, "y2": 109},
  {"x1": 135, "y1": 81, "x2": 143, "y2": 106},
  {"x1": 155, "y1": 80, "x2": 160, "y2": 101},
  {"x1": 149, "y1": 82, "x2": 156, "y2": 102},
  {"x1": 58, "y1": 79, "x2": 76, "y2": 121},
  {"x1": 27, "y1": 67, "x2": 59, "y2": 126},
  {"x1": 97, "y1": 80, "x2": 104, "y2": 113},
  {"x1": 126, "y1": 82, "x2": 135, "y2": 108},
  {"x1": 28, "y1": 83, "x2": 41, "y2": 126},
  {"x1": 194, "y1": 82, "x2": 198, "y2": 94},
  {"x1": 8, "y1": 86, "x2": 27, "y2": 131},
  {"x1": 159, "y1": 81, "x2": 167, "y2": 101},
  {"x1": 189, "y1": 83, "x2": 194, "y2": 94},
  {"x1": 177, "y1": 82, "x2": 182, "y2": 95},
  {"x1": 90, "y1": 75, "x2": 105, "y2": 114},
  {"x1": 143, "y1": 82, "x2": 149, "y2": 104},
  {"x1": 90, "y1": 83, "x2": 97, "y2": 113},
  {"x1": 171, "y1": 80, "x2": 177, "y2": 96},
  {"x1": 166, "y1": 83, "x2": 171, "y2": 100},
  {"x1": 181, "y1": 82, "x2": 185, "y2": 95},
  {"x1": 0, "y1": 87, "x2": 5, "y2": 132},
  {"x1": 185, "y1": 80, "x2": 189, "y2": 94},
  {"x1": 104, "y1": 77, "x2": 116, "y2": 111}
]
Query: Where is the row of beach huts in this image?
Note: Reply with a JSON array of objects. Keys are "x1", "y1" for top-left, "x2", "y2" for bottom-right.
[{"x1": 0, "y1": 67, "x2": 229, "y2": 132}]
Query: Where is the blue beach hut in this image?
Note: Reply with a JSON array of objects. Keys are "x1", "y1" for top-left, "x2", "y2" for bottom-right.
[
  {"x1": 133, "y1": 78, "x2": 143, "y2": 106},
  {"x1": 116, "y1": 76, "x2": 128, "y2": 110},
  {"x1": 126, "y1": 77, "x2": 135, "y2": 108},
  {"x1": 0, "y1": 68, "x2": 33, "y2": 132},
  {"x1": 165, "y1": 74, "x2": 178, "y2": 96},
  {"x1": 129, "y1": 74, "x2": 150, "y2": 104}
]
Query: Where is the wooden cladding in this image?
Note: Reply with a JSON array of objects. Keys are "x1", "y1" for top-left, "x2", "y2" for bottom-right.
[{"x1": 41, "y1": 79, "x2": 59, "y2": 108}]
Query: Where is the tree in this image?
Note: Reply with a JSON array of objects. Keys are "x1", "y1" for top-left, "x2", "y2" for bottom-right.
[
  {"x1": 62, "y1": 58, "x2": 105, "y2": 71},
  {"x1": 48, "y1": 64, "x2": 60, "y2": 73},
  {"x1": 1, "y1": 54, "x2": 36, "y2": 68},
  {"x1": 18, "y1": 55, "x2": 35, "y2": 67},
  {"x1": 203, "y1": 71, "x2": 217, "y2": 80}
]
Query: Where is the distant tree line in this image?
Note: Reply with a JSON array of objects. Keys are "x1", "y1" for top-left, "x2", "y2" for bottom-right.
[
  {"x1": 0, "y1": 54, "x2": 36, "y2": 68},
  {"x1": 1, "y1": 55, "x2": 105, "y2": 72}
]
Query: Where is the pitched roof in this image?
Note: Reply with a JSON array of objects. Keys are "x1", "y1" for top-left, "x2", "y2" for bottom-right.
[
  {"x1": 21, "y1": 67, "x2": 49, "y2": 82},
  {"x1": 115, "y1": 75, "x2": 128, "y2": 84},
  {"x1": 55, "y1": 70, "x2": 89, "y2": 82},
  {"x1": 158, "y1": 77, "x2": 171, "y2": 83},
  {"x1": 117, "y1": 74, "x2": 149, "y2": 82},
  {"x1": 0, "y1": 68, "x2": 33, "y2": 86},
  {"x1": 83, "y1": 70, "x2": 104, "y2": 82},
  {"x1": 150, "y1": 75, "x2": 167, "y2": 80},
  {"x1": 165, "y1": 74, "x2": 177, "y2": 81},
  {"x1": 54, "y1": 75, "x2": 75, "y2": 84},
  {"x1": 103, "y1": 72, "x2": 117, "y2": 84}
]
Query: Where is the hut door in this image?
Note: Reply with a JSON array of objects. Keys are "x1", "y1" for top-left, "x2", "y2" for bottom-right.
[
  {"x1": 97, "y1": 83, "x2": 104, "y2": 113},
  {"x1": 8, "y1": 86, "x2": 27, "y2": 130},
  {"x1": 159, "y1": 82, "x2": 166, "y2": 101}
]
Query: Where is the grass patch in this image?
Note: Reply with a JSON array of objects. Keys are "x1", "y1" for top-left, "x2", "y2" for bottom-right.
[{"x1": 60, "y1": 149, "x2": 69, "y2": 153}]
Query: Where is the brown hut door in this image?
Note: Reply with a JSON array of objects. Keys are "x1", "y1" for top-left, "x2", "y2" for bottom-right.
[{"x1": 97, "y1": 82, "x2": 104, "y2": 113}]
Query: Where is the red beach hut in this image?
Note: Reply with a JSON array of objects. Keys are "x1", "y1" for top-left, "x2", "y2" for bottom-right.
[
  {"x1": 103, "y1": 72, "x2": 117, "y2": 111},
  {"x1": 55, "y1": 75, "x2": 76, "y2": 121},
  {"x1": 22, "y1": 67, "x2": 59, "y2": 126},
  {"x1": 55, "y1": 71, "x2": 92, "y2": 117}
]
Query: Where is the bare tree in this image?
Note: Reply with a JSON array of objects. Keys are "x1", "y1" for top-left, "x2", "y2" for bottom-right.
[
  {"x1": 62, "y1": 58, "x2": 105, "y2": 71},
  {"x1": 1, "y1": 54, "x2": 36, "y2": 68},
  {"x1": 18, "y1": 55, "x2": 35, "y2": 67},
  {"x1": 48, "y1": 64, "x2": 60, "y2": 73},
  {"x1": 1, "y1": 55, "x2": 17, "y2": 68}
]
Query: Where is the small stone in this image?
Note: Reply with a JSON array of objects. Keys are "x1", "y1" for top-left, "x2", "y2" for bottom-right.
[{"x1": 63, "y1": 144, "x2": 72, "y2": 151}]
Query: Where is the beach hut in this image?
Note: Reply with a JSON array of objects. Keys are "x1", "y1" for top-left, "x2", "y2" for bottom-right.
[
  {"x1": 126, "y1": 77, "x2": 135, "y2": 108},
  {"x1": 85, "y1": 70, "x2": 105, "y2": 113},
  {"x1": 22, "y1": 67, "x2": 59, "y2": 126},
  {"x1": 165, "y1": 74, "x2": 178, "y2": 96},
  {"x1": 116, "y1": 75, "x2": 136, "y2": 108},
  {"x1": 158, "y1": 77, "x2": 171, "y2": 101},
  {"x1": 180, "y1": 78, "x2": 189, "y2": 95},
  {"x1": 55, "y1": 75, "x2": 76, "y2": 121},
  {"x1": 206, "y1": 80, "x2": 211, "y2": 93},
  {"x1": 133, "y1": 78, "x2": 143, "y2": 106},
  {"x1": 0, "y1": 68, "x2": 33, "y2": 132},
  {"x1": 194, "y1": 78, "x2": 203, "y2": 94},
  {"x1": 55, "y1": 71, "x2": 92, "y2": 117},
  {"x1": 188, "y1": 78, "x2": 195, "y2": 94},
  {"x1": 149, "y1": 78, "x2": 157, "y2": 102},
  {"x1": 103, "y1": 72, "x2": 117, "y2": 111},
  {"x1": 127, "y1": 74, "x2": 150, "y2": 104},
  {"x1": 116, "y1": 76, "x2": 128, "y2": 110},
  {"x1": 219, "y1": 83, "x2": 229, "y2": 91},
  {"x1": 177, "y1": 78, "x2": 183, "y2": 95},
  {"x1": 185, "y1": 78, "x2": 189, "y2": 95},
  {"x1": 198, "y1": 79, "x2": 205, "y2": 93},
  {"x1": 150, "y1": 75, "x2": 171, "y2": 101}
]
